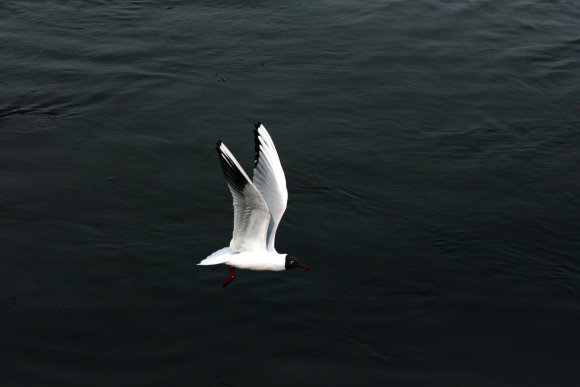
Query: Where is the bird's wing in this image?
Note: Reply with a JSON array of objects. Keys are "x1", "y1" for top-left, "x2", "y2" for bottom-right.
[
  {"x1": 216, "y1": 141, "x2": 270, "y2": 253},
  {"x1": 252, "y1": 122, "x2": 288, "y2": 252}
]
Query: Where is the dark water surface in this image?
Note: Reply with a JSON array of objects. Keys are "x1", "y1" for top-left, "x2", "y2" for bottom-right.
[{"x1": 1, "y1": 1, "x2": 579, "y2": 385}]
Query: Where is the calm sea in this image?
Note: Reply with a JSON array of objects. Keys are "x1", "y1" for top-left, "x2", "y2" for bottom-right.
[{"x1": 1, "y1": 1, "x2": 578, "y2": 385}]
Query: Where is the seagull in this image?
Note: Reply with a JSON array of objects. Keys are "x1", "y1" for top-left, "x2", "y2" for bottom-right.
[{"x1": 198, "y1": 122, "x2": 310, "y2": 287}]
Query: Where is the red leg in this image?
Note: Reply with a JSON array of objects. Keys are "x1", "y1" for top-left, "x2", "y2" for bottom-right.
[{"x1": 222, "y1": 266, "x2": 235, "y2": 287}]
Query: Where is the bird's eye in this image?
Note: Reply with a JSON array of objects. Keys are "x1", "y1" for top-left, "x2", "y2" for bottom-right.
[{"x1": 291, "y1": 261, "x2": 296, "y2": 265}]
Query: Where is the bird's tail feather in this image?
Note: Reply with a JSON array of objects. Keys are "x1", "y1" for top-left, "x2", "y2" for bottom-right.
[{"x1": 198, "y1": 247, "x2": 230, "y2": 265}]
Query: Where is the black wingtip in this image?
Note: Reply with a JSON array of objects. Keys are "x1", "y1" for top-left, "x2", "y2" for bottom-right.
[
  {"x1": 254, "y1": 121, "x2": 262, "y2": 129},
  {"x1": 215, "y1": 143, "x2": 247, "y2": 194},
  {"x1": 253, "y1": 130, "x2": 261, "y2": 165},
  {"x1": 216, "y1": 140, "x2": 222, "y2": 147}
]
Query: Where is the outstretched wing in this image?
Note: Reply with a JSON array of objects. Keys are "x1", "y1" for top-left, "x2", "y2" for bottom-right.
[
  {"x1": 252, "y1": 122, "x2": 288, "y2": 252},
  {"x1": 216, "y1": 141, "x2": 270, "y2": 253}
]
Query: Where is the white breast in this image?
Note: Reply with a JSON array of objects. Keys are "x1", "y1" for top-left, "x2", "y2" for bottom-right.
[{"x1": 226, "y1": 251, "x2": 286, "y2": 271}]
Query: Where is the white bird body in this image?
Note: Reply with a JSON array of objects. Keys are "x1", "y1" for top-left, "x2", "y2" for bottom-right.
[
  {"x1": 200, "y1": 247, "x2": 287, "y2": 271},
  {"x1": 198, "y1": 122, "x2": 309, "y2": 286}
]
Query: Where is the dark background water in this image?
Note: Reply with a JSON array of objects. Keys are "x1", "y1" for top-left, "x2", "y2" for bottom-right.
[{"x1": 1, "y1": 1, "x2": 578, "y2": 385}]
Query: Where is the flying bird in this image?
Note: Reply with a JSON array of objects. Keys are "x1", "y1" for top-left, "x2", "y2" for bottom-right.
[{"x1": 198, "y1": 122, "x2": 309, "y2": 287}]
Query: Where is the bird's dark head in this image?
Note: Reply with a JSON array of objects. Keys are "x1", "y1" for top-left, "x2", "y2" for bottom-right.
[{"x1": 285, "y1": 254, "x2": 310, "y2": 270}]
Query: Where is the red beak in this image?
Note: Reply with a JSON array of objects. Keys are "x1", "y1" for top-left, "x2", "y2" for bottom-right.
[{"x1": 299, "y1": 265, "x2": 310, "y2": 270}]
